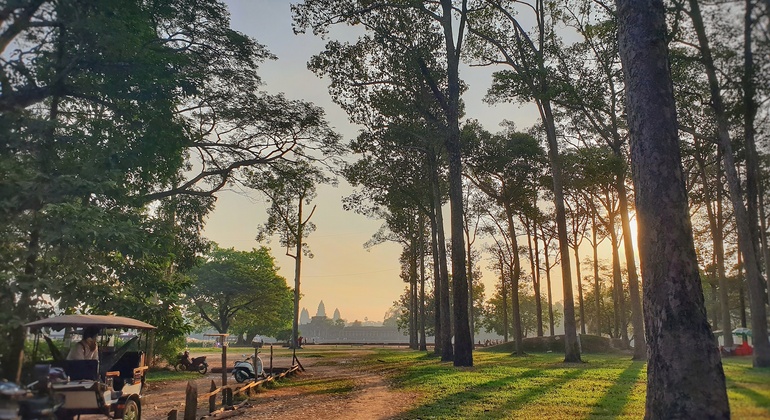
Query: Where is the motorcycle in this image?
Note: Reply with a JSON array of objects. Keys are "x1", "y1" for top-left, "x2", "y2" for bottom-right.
[
  {"x1": 232, "y1": 354, "x2": 264, "y2": 383},
  {"x1": 175, "y1": 351, "x2": 209, "y2": 374},
  {"x1": 1, "y1": 365, "x2": 66, "y2": 419}
]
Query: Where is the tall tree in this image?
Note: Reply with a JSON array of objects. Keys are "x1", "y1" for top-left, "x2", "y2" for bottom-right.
[
  {"x1": 616, "y1": 0, "x2": 730, "y2": 417},
  {"x1": 463, "y1": 179, "x2": 487, "y2": 344},
  {"x1": 188, "y1": 245, "x2": 293, "y2": 335},
  {"x1": 469, "y1": 0, "x2": 581, "y2": 362},
  {"x1": 249, "y1": 161, "x2": 330, "y2": 349},
  {"x1": 538, "y1": 216, "x2": 560, "y2": 336},
  {"x1": 564, "y1": 190, "x2": 590, "y2": 335},
  {"x1": 294, "y1": 0, "x2": 474, "y2": 366},
  {"x1": 673, "y1": 0, "x2": 770, "y2": 366},
  {"x1": 0, "y1": 0, "x2": 341, "y2": 377},
  {"x1": 556, "y1": 2, "x2": 645, "y2": 358},
  {"x1": 465, "y1": 124, "x2": 546, "y2": 354},
  {"x1": 523, "y1": 210, "x2": 544, "y2": 336}
]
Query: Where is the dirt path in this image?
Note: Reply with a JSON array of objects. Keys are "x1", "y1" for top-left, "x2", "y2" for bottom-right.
[
  {"x1": 244, "y1": 361, "x2": 415, "y2": 420},
  {"x1": 141, "y1": 350, "x2": 418, "y2": 420}
]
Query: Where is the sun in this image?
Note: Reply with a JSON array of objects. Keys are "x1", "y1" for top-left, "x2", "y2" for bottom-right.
[{"x1": 629, "y1": 217, "x2": 640, "y2": 258}]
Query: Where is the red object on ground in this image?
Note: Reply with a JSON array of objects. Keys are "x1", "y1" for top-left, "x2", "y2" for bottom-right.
[{"x1": 734, "y1": 342, "x2": 754, "y2": 356}]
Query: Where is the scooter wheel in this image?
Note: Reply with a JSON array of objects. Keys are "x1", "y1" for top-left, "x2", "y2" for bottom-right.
[
  {"x1": 234, "y1": 370, "x2": 249, "y2": 383},
  {"x1": 197, "y1": 364, "x2": 208, "y2": 375},
  {"x1": 175, "y1": 363, "x2": 187, "y2": 372}
]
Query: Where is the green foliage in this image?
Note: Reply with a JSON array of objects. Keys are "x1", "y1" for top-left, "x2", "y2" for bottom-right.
[
  {"x1": 0, "y1": 0, "x2": 341, "y2": 379},
  {"x1": 463, "y1": 123, "x2": 548, "y2": 213},
  {"x1": 249, "y1": 161, "x2": 331, "y2": 256},
  {"x1": 699, "y1": 272, "x2": 746, "y2": 329},
  {"x1": 274, "y1": 328, "x2": 293, "y2": 342},
  {"x1": 186, "y1": 245, "x2": 293, "y2": 336},
  {"x1": 487, "y1": 334, "x2": 620, "y2": 354},
  {"x1": 482, "y1": 282, "x2": 560, "y2": 338},
  {"x1": 156, "y1": 334, "x2": 187, "y2": 368},
  {"x1": 394, "y1": 272, "x2": 485, "y2": 338},
  {"x1": 581, "y1": 274, "x2": 631, "y2": 340}
]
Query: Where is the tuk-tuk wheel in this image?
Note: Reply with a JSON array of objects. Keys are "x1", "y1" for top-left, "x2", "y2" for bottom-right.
[{"x1": 122, "y1": 399, "x2": 140, "y2": 420}]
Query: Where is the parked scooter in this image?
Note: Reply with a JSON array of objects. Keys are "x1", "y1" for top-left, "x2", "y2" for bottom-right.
[
  {"x1": 175, "y1": 351, "x2": 209, "y2": 374},
  {"x1": 232, "y1": 353, "x2": 264, "y2": 383}
]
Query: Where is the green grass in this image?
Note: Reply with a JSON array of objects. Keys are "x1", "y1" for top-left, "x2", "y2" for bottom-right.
[
  {"x1": 273, "y1": 376, "x2": 356, "y2": 395},
  {"x1": 345, "y1": 348, "x2": 769, "y2": 419},
  {"x1": 186, "y1": 345, "x2": 297, "y2": 357},
  {"x1": 157, "y1": 345, "x2": 770, "y2": 418},
  {"x1": 145, "y1": 369, "x2": 207, "y2": 383}
]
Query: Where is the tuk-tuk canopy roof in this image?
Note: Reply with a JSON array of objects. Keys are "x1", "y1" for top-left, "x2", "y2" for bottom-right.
[{"x1": 25, "y1": 314, "x2": 156, "y2": 330}]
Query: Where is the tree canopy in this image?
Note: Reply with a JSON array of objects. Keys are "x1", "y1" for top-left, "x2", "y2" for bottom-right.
[
  {"x1": 187, "y1": 245, "x2": 293, "y2": 337},
  {"x1": 0, "y1": 0, "x2": 339, "y2": 376}
]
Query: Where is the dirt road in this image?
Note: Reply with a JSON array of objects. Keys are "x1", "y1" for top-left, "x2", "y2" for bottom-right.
[{"x1": 141, "y1": 348, "x2": 418, "y2": 420}]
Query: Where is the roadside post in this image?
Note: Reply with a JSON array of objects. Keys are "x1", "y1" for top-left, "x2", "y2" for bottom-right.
[{"x1": 204, "y1": 333, "x2": 229, "y2": 386}]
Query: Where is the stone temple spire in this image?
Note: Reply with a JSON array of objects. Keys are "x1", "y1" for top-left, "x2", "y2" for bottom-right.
[
  {"x1": 316, "y1": 300, "x2": 327, "y2": 318},
  {"x1": 300, "y1": 308, "x2": 310, "y2": 325},
  {"x1": 333, "y1": 308, "x2": 341, "y2": 321}
]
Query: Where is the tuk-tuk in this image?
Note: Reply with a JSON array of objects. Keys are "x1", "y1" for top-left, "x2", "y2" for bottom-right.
[{"x1": 24, "y1": 314, "x2": 155, "y2": 420}]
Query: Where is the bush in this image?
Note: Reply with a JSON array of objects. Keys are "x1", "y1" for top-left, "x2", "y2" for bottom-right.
[
  {"x1": 156, "y1": 334, "x2": 186, "y2": 367},
  {"x1": 483, "y1": 334, "x2": 625, "y2": 354}
]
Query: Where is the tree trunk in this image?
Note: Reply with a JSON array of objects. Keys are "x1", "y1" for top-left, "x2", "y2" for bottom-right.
[
  {"x1": 440, "y1": 0, "x2": 472, "y2": 367},
  {"x1": 709, "y1": 281, "x2": 719, "y2": 329},
  {"x1": 742, "y1": 0, "x2": 763, "y2": 286},
  {"x1": 742, "y1": 0, "x2": 770, "y2": 306},
  {"x1": 573, "y1": 245, "x2": 586, "y2": 335},
  {"x1": 759, "y1": 182, "x2": 770, "y2": 300},
  {"x1": 291, "y1": 201, "x2": 303, "y2": 349},
  {"x1": 506, "y1": 209, "x2": 524, "y2": 355},
  {"x1": 610, "y1": 214, "x2": 629, "y2": 346},
  {"x1": 617, "y1": 180, "x2": 645, "y2": 359},
  {"x1": 409, "y1": 237, "x2": 418, "y2": 349},
  {"x1": 419, "y1": 216, "x2": 428, "y2": 351},
  {"x1": 430, "y1": 151, "x2": 452, "y2": 359},
  {"x1": 527, "y1": 216, "x2": 544, "y2": 336},
  {"x1": 739, "y1": 276, "x2": 748, "y2": 328},
  {"x1": 687, "y1": 0, "x2": 770, "y2": 367},
  {"x1": 616, "y1": 1, "x2": 730, "y2": 416},
  {"x1": 540, "y1": 102, "x2": 580, "y2": 363},
  {"x1": 5, "y1": 71, "x2": 62, "y2": 380},
  {"x1": 500, "y1": 253, "x2": 509, "y2": 342},
  {"x1": 716, "y1": 171, "x2": 732, "y2": 346},
  {"x1": 466, "y1": 225, "x2": 475, "y2": 345},
  {"x1": 430, "y1": 204, "x2": 443, "y2": 356},
  {"x1": 737, "y1": 251, "x2": 748, "y2": 329},
  {"x1": 6, "y1": 227, "x2": 40, "y2": 382},
  {"x1": 592, "y1": 212, "x2": 602, "y2": 335},
  {"x1": 541, "y1": 229, "x2": 555, "y2": 336},
  {"x1": 696, "y1": 143, "x2": 733, "y2": 347}
]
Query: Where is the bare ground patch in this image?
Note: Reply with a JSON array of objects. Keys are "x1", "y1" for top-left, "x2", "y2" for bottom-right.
[{"x1": 140, "y1": 349, "x2": 418, "y2": 420}]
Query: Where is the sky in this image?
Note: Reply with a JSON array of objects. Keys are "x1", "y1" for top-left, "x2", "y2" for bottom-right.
[{"x1": 203, "y1": 1, "x2": 563, "y2": 324}]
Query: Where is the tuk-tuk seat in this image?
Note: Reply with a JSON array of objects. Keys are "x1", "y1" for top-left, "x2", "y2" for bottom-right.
[
  {"x1": 108, "y1": 351, "x2": 144, "y2": 380},
  {"x1": 53, "y1": 359, "x2": 100, "y2": 381}
]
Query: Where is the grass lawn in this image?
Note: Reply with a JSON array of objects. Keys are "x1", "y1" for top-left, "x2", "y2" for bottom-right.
[{"x1": 343, "y1": 347, "x2": 770, "y2": 419}]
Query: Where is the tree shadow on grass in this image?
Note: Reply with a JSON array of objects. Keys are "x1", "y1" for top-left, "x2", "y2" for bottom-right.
[
  {"x1": 587, "y1": 361, "x2": 645, "y2": 419},
  {"x1": 397, "y1": 367, "x2": 586, "y2": 419},
  {"x1": 728, "y1": 381, "x2": 770, "y2": 415},
  {"x1": 482, "y1": 369, "x2": 586, "y2": 419}
]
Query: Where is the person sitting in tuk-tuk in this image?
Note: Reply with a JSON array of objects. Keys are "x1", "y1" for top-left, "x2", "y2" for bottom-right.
[{"x1": 67, "y1": 326, "x2": 100, "y2": 360}]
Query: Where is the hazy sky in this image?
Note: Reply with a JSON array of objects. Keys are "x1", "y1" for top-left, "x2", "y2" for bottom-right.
[{"x1": 204, "y1": 1, "x2": 558, "y2": 323}]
